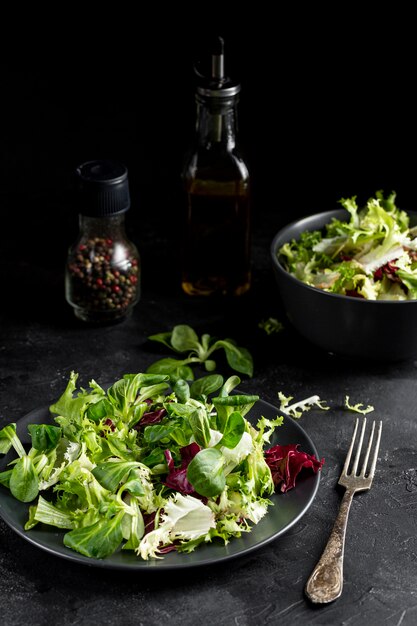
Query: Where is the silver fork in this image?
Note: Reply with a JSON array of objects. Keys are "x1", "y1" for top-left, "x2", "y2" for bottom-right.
[{"x1": 305, "y1": 417, "x2": 382, "y2": 604}]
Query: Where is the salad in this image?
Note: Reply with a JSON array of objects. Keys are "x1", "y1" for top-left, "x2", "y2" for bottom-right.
[
  {"x1": 0, "y1": 371, "x2": 323, "y2": 561},
  {"x1": 279, "y1": 191, "x2": 417, "y2": 300}
]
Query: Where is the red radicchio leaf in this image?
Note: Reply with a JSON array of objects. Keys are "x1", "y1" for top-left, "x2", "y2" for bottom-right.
[
  {"x1": 163, "y1": 443, "x2": 201, "y2": 495},
  {"x1": 158, "y1": 544, "x2": 178, "y2": 554},
  {"x1": 373, "y1": 268, "x2": 382, "y2": 280},
  {"x1": 373, "y1": 260, "x2": 399, "y2": 282},
  {"x1": 100, "y1": 418, "x2": 116, "y2": 436},
  {"x1": 135, "y1": 408, "x2": 167, "y2": 429},
  {"x1": 104, "y1": 418, "x2": 115, "y2": 430},
  {"x1": 163, "y1": 465, "x2": 194, "y2": 494},
  {"x1": 164, "y1": 449, "x2": 175, "y2": 472},
  {"x1": 264, "y1": 444, "x2": 324, "y2": 493},
  {"x1": 345, "y1": 290, "x2": 364, "y2": 299},
  {"x1": 179, "y1": 442, "x2": 201, "y2": 465},
  {"x1": 143, "y1": 511, "x2": 157, "y2": 534}
]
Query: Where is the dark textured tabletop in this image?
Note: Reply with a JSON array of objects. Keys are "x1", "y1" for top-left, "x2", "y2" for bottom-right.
[{"x1": 1, "y1": 206, "x2": 416, "y2": 626}]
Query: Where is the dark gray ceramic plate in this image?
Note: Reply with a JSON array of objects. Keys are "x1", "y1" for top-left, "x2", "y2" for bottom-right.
[{"x1": 0, "y1": 400, "x2": 321, "y2": 570}]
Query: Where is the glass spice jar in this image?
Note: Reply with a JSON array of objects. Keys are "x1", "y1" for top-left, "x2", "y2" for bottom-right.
[{"x1": 65, "y1": 160, "x2": 140, "y2": 324}]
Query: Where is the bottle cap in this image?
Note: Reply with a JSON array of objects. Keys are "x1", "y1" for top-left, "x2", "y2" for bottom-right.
[
  {"x1": 195, "y1": 36, "x2": 241, "y2": 98},
  {"x1": 75, "y1": 159, "x2": 131, "y2": 217}
]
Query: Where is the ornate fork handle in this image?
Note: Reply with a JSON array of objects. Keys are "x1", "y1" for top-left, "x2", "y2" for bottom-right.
[
  {"x1": 305, "y1": 418, "x2": 382, "y2": 604},
  {"x1": 305, "y1": 488, "x2": 354, "y2": 604}
]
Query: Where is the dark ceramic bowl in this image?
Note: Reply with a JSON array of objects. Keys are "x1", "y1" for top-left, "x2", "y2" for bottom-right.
[{"x1": 271, "y1": 208, "x2": 417, "y2": 361}]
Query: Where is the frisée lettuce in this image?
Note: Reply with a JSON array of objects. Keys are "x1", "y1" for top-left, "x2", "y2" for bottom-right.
[
  {"x1": 0, "y1": 371, "x2": 323, "y2": 561},
  {"x1": 279, "y1": 191, "x2": 417, "y2": 300}
]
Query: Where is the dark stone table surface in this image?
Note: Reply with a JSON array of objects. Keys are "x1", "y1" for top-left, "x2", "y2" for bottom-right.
[{"x1": 1, "y1": 214, "x2": 416, "y2": 626}]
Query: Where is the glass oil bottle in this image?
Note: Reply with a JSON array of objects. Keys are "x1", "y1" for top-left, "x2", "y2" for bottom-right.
[{"x1": 181, "y1": 37, "x2": 251, "y2": 297}]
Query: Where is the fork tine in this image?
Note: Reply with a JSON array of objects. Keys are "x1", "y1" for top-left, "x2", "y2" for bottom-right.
[
  {"x1": 351, "y1": 417, "x2": 367, "y2": 475},
  {"x1": 342, "y1": 417, "x2": 359, "y2": 475},
  {"x1": 368, "y1": 420, "x2": 382, "y2": 479},
  {"x1": 360, "y1": 420, "x2": 376, "y2": 477}
]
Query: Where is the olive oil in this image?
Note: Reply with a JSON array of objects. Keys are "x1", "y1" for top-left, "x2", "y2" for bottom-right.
[
  {"x1": 182, "y1": 179, "x2": 250, "y2": 296},
  {"x1": 181, "y1": 36, "x2": 251, "y2": 297}
]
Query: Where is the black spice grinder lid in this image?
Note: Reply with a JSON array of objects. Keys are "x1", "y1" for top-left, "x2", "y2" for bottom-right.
[{"x1": 75, "y1": 159, "x2": 131, "y2": 217}]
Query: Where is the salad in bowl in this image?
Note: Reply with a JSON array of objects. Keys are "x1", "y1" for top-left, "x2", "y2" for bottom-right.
[{"x1": 279, "y1": 191, "x2": 417, "y2": 301}]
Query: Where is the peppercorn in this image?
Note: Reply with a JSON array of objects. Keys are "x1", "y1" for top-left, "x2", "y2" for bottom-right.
[
  {"x1": 67, "y1": 236, "x2": 139, "y2": 316},
  {"x1": 65, "y1": 160, "x2": 141, "y2": 324}
]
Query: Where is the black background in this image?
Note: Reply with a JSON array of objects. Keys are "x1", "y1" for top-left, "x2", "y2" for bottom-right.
[{"x1": 1, "y1": 9, "x2": 416, "y2": 302}]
